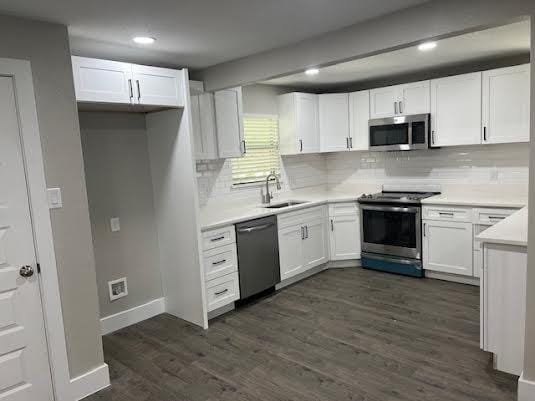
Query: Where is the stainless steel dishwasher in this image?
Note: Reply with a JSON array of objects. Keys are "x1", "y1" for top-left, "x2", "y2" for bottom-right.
[{"x1": 235, "y1": 216, "x2": 280, "y2": 300}]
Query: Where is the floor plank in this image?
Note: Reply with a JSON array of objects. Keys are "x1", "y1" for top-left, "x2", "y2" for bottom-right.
[{"x1": 84, "y1": 268, "x2": 517, "y2": 401}]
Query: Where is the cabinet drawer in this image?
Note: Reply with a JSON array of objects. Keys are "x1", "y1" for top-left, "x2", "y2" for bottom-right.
[
  {"x1": 277, "y1": 205, "x2": 325, "y2": 229},
  {"x1": 202, "y1": 225, "x2": 236, "y2": 250},
  {"x1": 473, "y1": 208, "x2": 517, "y2": 225},
  {"x1": 203, "y1": 244, "x2": 238, "y2": 281},
  {"x1": 329, "y1": 202, "x2": 358, "y2": 216},
  {"x1": 205, "y1": 272, "x2": 240, "y2": 312},
  {"x1": 423, "y1": 205, "x2": 472, "y2": 222}
]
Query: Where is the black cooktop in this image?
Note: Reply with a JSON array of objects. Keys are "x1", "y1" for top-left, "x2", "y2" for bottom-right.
[{"x1": 358, "y1": 191, "x2": 440, "y2": 205}]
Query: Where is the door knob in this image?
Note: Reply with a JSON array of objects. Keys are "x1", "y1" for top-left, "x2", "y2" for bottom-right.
[{"x1": 20, "y1": 265, "x2": 34, "y2": 278}]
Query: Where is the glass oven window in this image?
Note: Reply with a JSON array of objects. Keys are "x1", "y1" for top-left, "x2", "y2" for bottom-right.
[
  {"x1": 369, "y1": 123, "x2": 409, "y2": 146},
  {"x1": 411, "y1": 121, "x2": 427, "y2": 144},
  {"x1": 362, "y1": 209, "x2": 417, "y2": 248}
]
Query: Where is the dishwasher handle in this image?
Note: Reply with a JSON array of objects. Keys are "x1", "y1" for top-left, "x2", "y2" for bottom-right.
[{"x1": 236, "y1": 222, "x2": 275, "y2": 234}]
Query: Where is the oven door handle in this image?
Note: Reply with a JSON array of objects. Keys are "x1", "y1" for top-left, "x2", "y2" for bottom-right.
[{"x1": 359, "y1": 204, "x2": 420, "y2": 214}]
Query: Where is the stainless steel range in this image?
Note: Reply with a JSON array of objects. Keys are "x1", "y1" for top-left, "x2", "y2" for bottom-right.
[{"x1": 358, "y1": 184, "x2": 440, "y2": 277}]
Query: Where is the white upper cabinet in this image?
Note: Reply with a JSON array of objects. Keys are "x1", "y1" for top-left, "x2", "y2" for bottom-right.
[
  {"x1": 370, "y1": 80, "x2": 430, "y2": 119},
  {"x1": 278, "y1": 93, "x2": 320, "y2": 155},
  {"x1": 430, "y1": 72, "x2": 482, "y2": 147},
  {"x1": 349, "y1": 90, "x2": 370, "y2": 151},
  {"x1": 215, "y1": 87, "x2": 245, "y2": 159},
  {"x1": 482, "y1": 64, "x2": 530, "y2": 144},
  {"x1": 191, "y1": 92, "x2": 218, "y2": 160},
  {"x1": 72, "y1": 56, "x2": 184, "y2": 108},
  {"x1": 72, "y1": 56, "x2": 133, "y2": 104},
  {"x1": 319, "y1": 93, "x2": 350, "y2": 152},
  {"x1": 131, "y1": 64, "x2": 183, "y2": 107}
]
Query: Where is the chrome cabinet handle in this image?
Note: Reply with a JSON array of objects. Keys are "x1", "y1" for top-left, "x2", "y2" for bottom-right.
[
  {"x1": 488, "y1": 216, "x2": 505, "y2": 220},
  {"x1": 346, "y1": 137, "x2": 349, "y2": 149},
  {"x1": 394, "y1": 102, "x2": 398, "y2": 115},
  {"x1": 423, "y1": 223, "x2": 426, "y2": 237},
  {"x1": 242, "y1": 140, "x2": 247, "y2": 154},
  {"x1": 214, "y1": 288, "x2": 229, "y2": 296},
  {"x1": 304, "y1": 225, "x2": 308, "y2": 239},
  {"x1": 128, "y1": 79, "x2": 133, "y2": 100},
  {"x1": 438, "y1": 212, "x2": 454, "y2": 217},
  {"x1": 299, "y1": 139, "x2": 303, "y2": 152},
  {"x1": 398, "y1": 101, "x2": 403, "y2": 114},
  {"x1": 210, "y1": 236, "x2": 225, "y2": 242},
  {"x1": 212, "y1": 259, "x2": 227, "y2": 266},
  {"x1": 483, "y1": 126, "x2": 487, "y2": 142},
  {"x1": 20, "y1": 265, "x2": 34, "y2": 278},
  {"x1": 301, "y1": 226, "x2": 305, "y2": 240},
  {"x1": 330, "y1": 219, "x2": 334, "y2": 231},
  {"x1": 431, "y1": 130, "x2": 436, "y2": 145},
  {"x1": 349, "y1": 137, "x2": 353, "y2": 149},
  {"x1": 136, "y1": 80, "x2": 141, "y2": 101}
]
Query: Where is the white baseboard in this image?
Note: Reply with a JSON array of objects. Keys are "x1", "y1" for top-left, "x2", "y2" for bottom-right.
[
  {"x1": 276, "y1": 264, "x2": 328, "y2": 290},
  {"x1": 327, "y1": 259, "x2": 361, "y2": 268},
  {"x1": 70, "y1": 363, "x2": 110, "y2": 400},
  {"x1": 100, "y1": 297, "x2": 166, "y2": 335},
  {"x1": 425, "y1": 271, "x2": 480, "y2": 286},
  {"x1": 518, "y1": 373, "x2": 535, "y2": 401}
]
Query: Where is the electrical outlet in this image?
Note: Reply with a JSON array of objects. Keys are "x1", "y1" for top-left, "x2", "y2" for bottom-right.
[
  {"x1": 110, "y1": 217, "x2": 121, "y2": 232},
  {"x1": 108, "y1": 277, "x2": 128, "y2": 301}
]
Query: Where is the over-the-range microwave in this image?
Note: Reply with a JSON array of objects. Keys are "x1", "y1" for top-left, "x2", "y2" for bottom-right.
[{"x1": 368, "y1": 113, "x2": 430, "y2": 151}]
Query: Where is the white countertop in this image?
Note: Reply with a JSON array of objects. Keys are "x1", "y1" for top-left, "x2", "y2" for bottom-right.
[
  {"x1": 477, "y1": 207, "x2": 528, "y2": 247},
  {"x1": 199, "y1": 184, "x2": 527, "y2": 232}
]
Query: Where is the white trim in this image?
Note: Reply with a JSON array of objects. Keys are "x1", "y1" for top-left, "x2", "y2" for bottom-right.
[
  {"x1": 276, "y1": 264, "x2": 328, "y2": 290},
  {"x1": 0, "y1": 58, "x2": 72, "y2": 400},
  {"x1": 100, "y1": 297, "x2": 166, "y2": 335},
  {"x1": 518, "y1": 372, "x2": 535, "y2": 401},
  {"x1": 327, "y1": 259, "x2": 361, "y2": 269},
  {"x1": 425, "y1": 270, "x2": 480, "y2": 286},
  {"x1": 70, "y1": 363, "x2": 110, "y2": 401}
]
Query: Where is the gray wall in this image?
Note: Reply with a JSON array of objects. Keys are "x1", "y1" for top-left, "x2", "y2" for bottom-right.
[
  {"x1": 0, "y1": 15, "x2": 103, "y2": 377},
  {"x1": 242, "y1": 84, "x2": 292, "y2": 115},
  {"x1": 80, "y1": 112, "x2": 163, "y2": 318}
]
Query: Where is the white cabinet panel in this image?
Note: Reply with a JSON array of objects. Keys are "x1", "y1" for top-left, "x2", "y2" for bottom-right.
[
  {"x1": 72, "y1": 56, "x2": 133, "y2": 104},
  {"x1": 302, "y1": 219, "x2": 328, "y2": 269},
  {"x1": 278, "y1": 93, "x2": 320, "y2": 155},
  {"x1": 132, "y1": 64, "x2": 183, "y2": 107},
  {"x1": 319, "y1": 93, "x2": 350, "y2": 152},
  {"x1": 423, "y1": 220, "x2": 473, "y2": 276},
  {"x1": 215, "y1": 87, "x2": 245, "y2": 158},
  {"x1": 191, "y1": 93, "x2": 218, "y2": 159},
  {"x1": 329, "y1": 214, "x2": 360, "y2": 260},
  {"x1": 278, "y1": 225, "x2": 305, "y2": 281},
  {"x1": 205, "y1": 272, "x2": 240, "y2": 312},
  {"x1": 349, "y1": 90, "x2": 370, "y2": 151},
  {"x1": 398, "y1": 80, "x2": 430, "y2": 115},
  {"x1": 370, "y1": 86, "x2": 398, "y2": 119},
  {"x1": 430, "y1": 72, "x2": 482, "y2": 147},
  {"x1": 482, "y1": 64, "x2": 530, "y2": 144}
]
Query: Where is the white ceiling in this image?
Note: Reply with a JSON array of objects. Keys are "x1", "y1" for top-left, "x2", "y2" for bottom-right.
[
  {"x1": 0, "y1": 0, "x2": 429, "y2": 69},
  {"x1": 262, "y1": 21, "x2": 531, "y2": 89}
]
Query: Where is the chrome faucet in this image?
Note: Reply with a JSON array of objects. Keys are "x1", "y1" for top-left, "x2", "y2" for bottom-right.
[{"x1": 261, "y1": 171, "x2": 281, "y2": 204}]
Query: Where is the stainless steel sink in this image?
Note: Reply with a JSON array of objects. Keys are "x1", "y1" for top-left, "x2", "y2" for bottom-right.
[{"x1": 263, "y1": 201, "x2": 307, "y2": 209}]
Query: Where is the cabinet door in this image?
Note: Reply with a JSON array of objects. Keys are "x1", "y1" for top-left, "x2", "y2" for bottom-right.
[
  {"x1": 329, "y1": 214, "x2": 361, "y2": 260},
  {"x1": 278, "y1": 225, "x2": 305, "y2": 281},
  {"x1": 71, "y1": 56, "x2": 133, "y2": 104},
  {"x1": 131, "y1": 64, "x2": 183, "y2": 107},
  {"x1": 295, "y1": 93, "x2": 320, "y2": 153},
  {"x1": 430, "y1": 72, "x2": 482, "y2": 147},
  {"x1": 369, "y1": 86, "x2": 398, "y2": 119},
  {"x1": 482, "y1": 64, "x2": 530, "y2": 144},
  {"x1": 302, "y1": 219, "x2": 328, "y2": 269},
  {"x1": 198, "y1": 93, "x2": 218, "y2": 159},
  {"x1": 349, "y1": 90, "x2": 370, "y2": 151},
  {"x1": 423, "y1": 220, "x2": 473, "y2": 276},
  {"x1": 319, "y1": 93, "x2": 350, "y2": 152},
  {"x1": 215, "y1": 87, "x2": 245, "y2": 158},
  {"x1": 399, "y1": 80, "x2": 430, "y2": 115},
  {"x1": 190, "y1": 94, "x2": 203, "y2": 158}
]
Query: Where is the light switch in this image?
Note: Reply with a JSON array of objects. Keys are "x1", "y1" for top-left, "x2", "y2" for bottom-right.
[
  {"x1": 110, "y1": 217, "x2": 120, "y2": 232},
  {"x1": 47, "y1": 187, "x2": 63, "y2": 209}
]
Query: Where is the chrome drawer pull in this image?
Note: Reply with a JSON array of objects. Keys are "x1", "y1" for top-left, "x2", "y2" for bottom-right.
[
  {"x1": 214, "y1": 288, "x2": 229, "y2": 296},
  {"x1": 438, "y1": 212, "x2": 454, "y2": 216},
  {"x1": 212, "y1": 259, "x2": 227, "y2": 266},
  {"x1": 210, "y1": 236, "x2": 225, "y2": 242},
  {"x1": 488, "y1": 216, "x2": 505, "y2": 220}
]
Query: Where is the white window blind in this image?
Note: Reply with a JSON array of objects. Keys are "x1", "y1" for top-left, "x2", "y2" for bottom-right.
[{"x1": 231, "y1": 115, "x2": 280, "y2": 185}]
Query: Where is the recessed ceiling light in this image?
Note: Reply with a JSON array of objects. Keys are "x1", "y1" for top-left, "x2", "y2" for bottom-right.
[
  {"x1": 418, "y1": 41, "x2": 437, "y2": 51},
  {"x1": 305, "y1": 68, "x2": 320, "y2": 76},
  {"x1": 133, "y1": 36, "x2": 156, "y2": 45}
]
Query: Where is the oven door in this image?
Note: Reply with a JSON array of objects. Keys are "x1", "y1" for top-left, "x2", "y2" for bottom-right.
[{"x1": 360, "y1": 204, "x2": 422, "y2": 259}]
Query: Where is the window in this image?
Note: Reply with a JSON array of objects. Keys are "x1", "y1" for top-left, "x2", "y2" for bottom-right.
[{"x1": 231, "y1": 114, "x2": 280, "y2": 185}]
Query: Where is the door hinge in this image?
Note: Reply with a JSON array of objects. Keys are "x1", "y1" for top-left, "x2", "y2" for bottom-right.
[{"x1": 37, "y1": 263, "x2": 41, "y2": 274}]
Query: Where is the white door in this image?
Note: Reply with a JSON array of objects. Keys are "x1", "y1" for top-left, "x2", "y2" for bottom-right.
[
  {"x1": 215, "y1": 87, "x2": 245, "y2": 158},
  {"x1": 295, "y1": 93, "x2": 320, "y2": 153},
  {"x1": 369, "y1": 86, "x2": 398, "y2": 119},
  {"x1": 131, "y1": 64, "x2": 183, "y2": 107},
  {"x1": 430, "y1": 72, "x2": 482, "y2": 147},
  {"x1": 482, "y1": 64, "x2": 530, "y2": 144},
  {"x1": 319, "y1": 93, "x2": 350, "y2": 152},
  {"x1": 423, "y1": 220, "x2": 473, "y2": 276},
  {"x1": 329, "y1": 215, "x2": 361, "y2": 260},
  {"x1": 398, "y1": 80, "x2": 430, "y2": 115},
  {"x1": 0, "y1": 76, "x2": 54, "y2": 400},
  {"x1": 302, "y1": 219, "x2": 328, "y2": 270},
  {"x1": 71, "y1": 56, "x2": 133, "y2": 104},
  {"x1": 278, "y1": 225, "x2": 305, "y2": 280},
  {"x1": 349, "y1": 90, "x2": 370, "y2": 151}
]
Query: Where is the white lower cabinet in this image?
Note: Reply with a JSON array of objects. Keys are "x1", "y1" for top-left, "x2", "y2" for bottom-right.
[
  {"x1": 328, "y1": 203, "x2": 360, "y2": 260},
  {"x1": 205, "y1": 272, "x2": 240, "y2": 312},
  {"x1": 278, "y1": 207, "x2": 328, "y2": 281},
  {"x1": 423, "y1": 219, "x2": 473, "y2": 276}
]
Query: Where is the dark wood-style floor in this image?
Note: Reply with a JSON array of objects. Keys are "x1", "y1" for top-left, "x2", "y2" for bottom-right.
[{"x1": 85, "y1": 268, "x2": 517, "y2": 401}]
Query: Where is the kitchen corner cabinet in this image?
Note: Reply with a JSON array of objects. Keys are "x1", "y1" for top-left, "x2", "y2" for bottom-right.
[
  {"x1": 319, "y1": 93, "x2": 350, "y2": 152},
  {"x1": 482, "y1": 64, "x2": 530, "y2": 144},
  {"x1": 278, "y1": 206, "x2": 328, "y2": 281},
  {"x1": 369, "y1": 80, "x2": 430, "y2": 119},
  {"x1": 430, "y1": 72, "x2": 482, "y2": 147},
  {"x1": 278, "y1": 93, "x2": 320, "y2": 155},
  {"x1": 72, "y1": 56, "x2": 184, "y2": 107},
  {"x1": 329, "y1": 203, "x2": 361, "y2": 260},
  {"x1": 191, "y1": 92, "x2": 218, "y2": 160},
  {"x1": 215, "y1": 87, "x2": 245, "y2": 158},
  {"x1": 349, "y1": 90, "x2": 370, "y2": 151}
]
